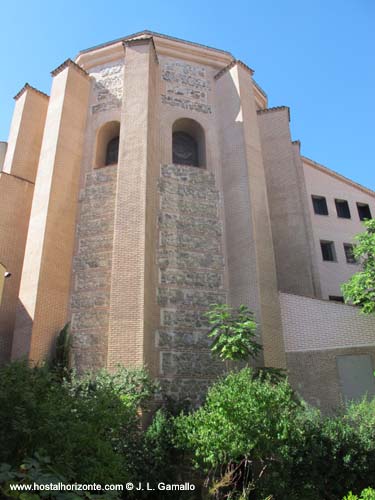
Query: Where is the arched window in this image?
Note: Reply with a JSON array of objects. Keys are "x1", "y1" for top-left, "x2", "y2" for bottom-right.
[
  {"x1": 172, "y1": 118, "x2": 205, "y2": 168},
  {"x1": 94, "y1": 121, "x2": 120, "y2": 168},
  {"x1": 173, "y1": 132, "x2": 199, "y2": 167},
  {"x1": 105, "y1": 136, "x2": 119, "y2": 165}
]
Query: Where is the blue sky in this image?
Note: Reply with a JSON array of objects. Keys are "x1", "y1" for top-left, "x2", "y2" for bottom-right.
[{"x1": 0, "y1": 0, "x2": 374, "y2": 188}]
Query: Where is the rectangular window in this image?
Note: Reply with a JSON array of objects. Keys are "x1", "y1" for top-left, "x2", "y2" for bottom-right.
[
  {"x1": 320, "y1": 240, "x2": 336, "y2": 261},
  {"x1": 312, "y1": 195, "x2": 328, "y2": 215},
  {"x1": 335, "y1": 199, "x2": 351, "y2": 219},
  {"x1": 344, "y1": 243, "x2": 356, "y2": 264},
  {"x1": 329, "y1": 296, "x2": 344, "y2": 303},
  {"x1": 357, "y1": 203, "x2": 372, "y2": 221}
]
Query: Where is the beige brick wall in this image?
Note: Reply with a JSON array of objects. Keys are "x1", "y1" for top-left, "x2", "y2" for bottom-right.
[
  {"x1": 12, "y1": 62, "x2": 90, "y2": 363},
  {"x1": 107, "y1": 39, "x2": 160, "y2": 372},
  {"x1": 0, "y1": 174, "x2": 34, "y2": 363},
  {"x1": 216, "y1": 63, "x2": 286, "y2": 369},
  {"x1": 303, "y1": 157, "x2": 375, "y2": 299},
  {"x1": 280, "y1": 292, "x2": 375, "y2": 352},
  {"x1": 258, "y1": 108, "x2": 321, "y2": 297},
  {"x1": 3, "y1": 87, "x2": 48, "y2": 183},
  {"x1": 0, "y1": 86, "x2": 48, "y2": 364},
  {"x1": 280, "y1": 292, "x2": 375, "y2": 411}
]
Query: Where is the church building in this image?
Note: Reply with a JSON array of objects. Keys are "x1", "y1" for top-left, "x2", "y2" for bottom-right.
[{"x1": 0, "y1": 30, "x2": 374, "y2": 411}]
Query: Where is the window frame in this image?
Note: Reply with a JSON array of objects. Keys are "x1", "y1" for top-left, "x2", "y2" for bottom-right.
[
  {"x1": 335, "y1": 199, "x2": 351, "y2": 219},
  {"x1": 357, "y1": 202, "x2": 372, "y2": 221},
  {"x1": 312, "y1": 195, "x2": 329, "y2": 216},
  {"x1": 320, "y1": 240, "x2": 337, "y2": 262}
]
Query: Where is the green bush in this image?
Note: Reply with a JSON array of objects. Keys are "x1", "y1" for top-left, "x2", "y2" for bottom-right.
[
  {"x1": 206, "y1": 304, "x2": 261, "y2": 363},
  {"x1": 175, "y1": 368, "x2": 302, "y2": 498},
  {"x1": 0, "y1": 362, "x2": 156, "y2": 486},
  {"x1": 277, "y1": 397, "x2": 375, "y2": 500},
  {"x1": 344, "y1": 488, "x2": 375, "y2": 500},
  {"x1": 2, "y1": 361, "x2": 375, "y2": 499},
  {"x1": 175, "y1": 368, "x2": 375, "y2": 500},
  {"x1": 0, "y1": 453, "x2": 119, "y2": 499}
]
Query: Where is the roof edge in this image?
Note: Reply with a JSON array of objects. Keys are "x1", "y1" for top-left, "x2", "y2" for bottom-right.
[
  {"x1": 302, "y1": 155, "x2": 375, "y2": 198},
  {"x1": 14, "y1": 83, "x2": 49, "y2": 101},
  {"x1": 77, "y1": 30, "x2": 234, "y2": 59}
]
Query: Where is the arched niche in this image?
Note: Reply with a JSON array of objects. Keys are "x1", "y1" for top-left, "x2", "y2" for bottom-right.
[
  {"x1": 94, "y1": 121, "x2": 120, "y2": 168},
  {"x1": 172, "y1": 118, "x2": 206, "y2": 168}
]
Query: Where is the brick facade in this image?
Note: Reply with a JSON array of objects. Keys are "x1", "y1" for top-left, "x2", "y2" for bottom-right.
[{"x1": 0, "y1": 30, "x2": 374, "y2": 408}]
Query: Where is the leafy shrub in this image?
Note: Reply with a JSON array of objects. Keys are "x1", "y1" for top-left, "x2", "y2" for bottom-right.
[
  {"x1": 0, "y1": 362, "x2": 156, "y2": 486},
  {"x1": 0, "y1": 453, "x2": 119, "y2": 499},
  {"x1": 206, "y1": 304, "x2": 261, "y2": 363},
  {"x1": 175, "y1": 368, "x2": 302, "y2": 498},
  {"x1": 277, "y1": 397, "x2": 375, "y2": 500},
  {"x1": 344, "y1": 488, "x2": 375, "y2": 500},
  {"x1": 175, "y1": 368, "x2": 375, "y2": 500}
]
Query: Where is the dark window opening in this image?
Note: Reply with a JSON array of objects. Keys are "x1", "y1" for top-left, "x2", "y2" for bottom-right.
[
  {"x1": 105, "y1": 136, "x2": 119, "y2": 165},
  {"x1": 320, "y1": 241, "x2": 336, "y2": 262},
  {"x1": 335, "y1": 199, "x2": 351, "y2": 219},
  {"x1": 344, "y1": 243, "x2": 356, "y2": 264},
  {"x1": 172, "y1": 132, "x2": 199, "y2": 167},
  {"x1": 312, "y1": 195, "x2": 328, "y2": 215},
  {"x1": 329, "y1": 296, "x2": 344, "y2": 303},
  {"x1": 357, "y1": 203, "x2": 372, "y2": 221}
]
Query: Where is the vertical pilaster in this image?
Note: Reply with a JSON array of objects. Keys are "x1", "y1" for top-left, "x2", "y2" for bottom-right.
[
  {"x1": 3, "y1": 84, "x2": 49, "y2": 182},
  {"x1": 0, "y1": 86, "x2": 48, "y2": 364},
  {"x1": 257, "y1": 108, "x2": 321, "y2": 297},
  {"x1": 217, "y1": 62, "x2": 286, "y2": 369},
  {"x1": 12, "y1": 61, "x2": 90, "y2": 362},
  {"x1": 107, "y1": 38, "x2": 159, "y2": 372}
]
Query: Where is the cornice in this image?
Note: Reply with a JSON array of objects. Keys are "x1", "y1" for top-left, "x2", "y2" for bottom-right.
[
  {"x1": 257, "y1": 105, "x2": 290, "y2": 122},
  {"x1": 302, "y1": 155, "x2": 375, "y2": 198},
  {"x1": 76, "y1": 32, "x2": 233, "y2": 71},
  {"x1": 214, "y1": 59, "x2": 236, "y2": 80},
  {"x1": 214, "y1": 59, "x2": 255, "y2": 81},
  {"x1": 253, "y1": 79, "x2": 267, "y2": 100},
  {"x1": 14, "y1": 83, "x2": 49, "y2": 101},
  {"x1": 77, "y1": 30, "x2": 233, "y2": 59},
  {"x1": 51, "y1": 59, "x2": 89, "y2": 79}
]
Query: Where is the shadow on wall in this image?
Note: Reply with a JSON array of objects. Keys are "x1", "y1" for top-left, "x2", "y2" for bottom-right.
[{"x1": 8, "y1": 299, "x2": 33, "y2": 363}]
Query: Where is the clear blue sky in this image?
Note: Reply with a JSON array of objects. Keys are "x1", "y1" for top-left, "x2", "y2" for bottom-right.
[{"x1": 1, "y1": 0, "x2": 374, "y2": 188}]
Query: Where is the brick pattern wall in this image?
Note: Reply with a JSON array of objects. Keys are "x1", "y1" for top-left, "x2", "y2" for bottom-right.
[
  {"x1": 70, "y1": 166, "x2": 117, "y2": 371},
  {"x1": 257, "y1": 108, "x2": 320, "y2": 298},
  {"x1": 280, "y1": 292, "x2": 375, "y2": 411},
  {"x1": 157, "y1": 164, "x2": 227, "y2": 403},
  {"x1": 12, "y1": 65, "x2": 90, "y2": 363},
  {"x1": 0, "y1": 174, "x2": 34, "y2": 363},
  {"x1": 280, "y1": 292, "x2": 375, "y2": 352}
]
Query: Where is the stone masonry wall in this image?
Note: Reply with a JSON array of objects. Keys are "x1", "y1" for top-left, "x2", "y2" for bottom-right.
[
  {"x1": 70, "y1": 166, "x2": 117, "y2": 371},
  {"x1": 157, "y1": 164, "x2": 227, "y2": 404}
]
